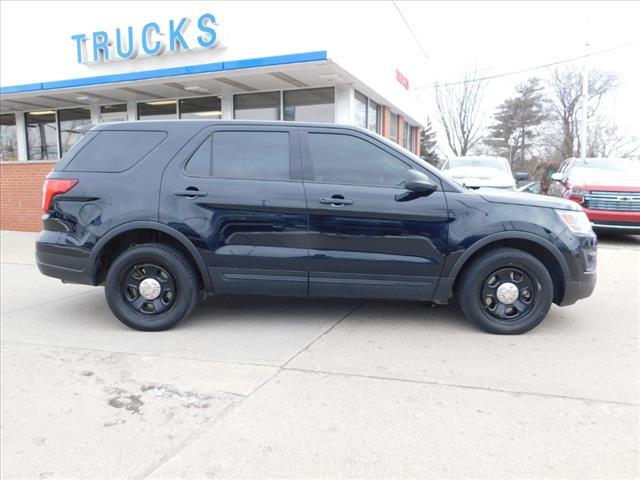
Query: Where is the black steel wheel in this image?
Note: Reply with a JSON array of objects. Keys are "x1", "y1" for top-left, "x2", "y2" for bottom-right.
[
  {"x1": 480, "y1": 267, "x2": 535, "y2": 321},
  {"x1": 458, "y1": 248, "x2": 554, "y2": 334},
  {"x1": 105, "y1": 243, "x2": 199, "y2": 331},
  {"x1": 122, "y1": 263, "x2": 176, "y2": 315}
]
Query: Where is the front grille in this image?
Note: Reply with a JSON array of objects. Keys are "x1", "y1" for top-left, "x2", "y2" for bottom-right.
[{"x1": 584, "y1": 191, "x2": 640, "y2": 212}]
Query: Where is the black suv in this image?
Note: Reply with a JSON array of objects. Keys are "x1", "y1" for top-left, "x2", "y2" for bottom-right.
[{"x1": 37, "y1": 121, "x2": 597, "y2": 334}]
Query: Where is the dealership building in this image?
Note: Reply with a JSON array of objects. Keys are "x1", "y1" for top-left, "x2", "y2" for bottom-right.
[{"x1": 0, "y1": 1, "x2": 428, "y2": 231}]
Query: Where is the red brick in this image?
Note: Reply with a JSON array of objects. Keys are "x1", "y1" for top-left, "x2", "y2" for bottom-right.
[{"x1": 0, "y1": 162, "x2": 56, "y2": 232}]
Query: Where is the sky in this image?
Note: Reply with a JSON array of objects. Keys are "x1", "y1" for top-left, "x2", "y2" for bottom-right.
[{"x1": 394, "y1": 1, "x2": 640, "y2": 154}]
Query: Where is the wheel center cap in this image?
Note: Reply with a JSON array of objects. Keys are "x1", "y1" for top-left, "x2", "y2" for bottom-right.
[
  {"x1": 139, "y1": 278, "x2": 161, "y2": 300},
  {"x1": 496, "y1": 282, "x2": 519, "y2": 304}
]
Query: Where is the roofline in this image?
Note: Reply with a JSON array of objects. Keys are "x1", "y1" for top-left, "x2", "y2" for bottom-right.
[
  {"x1": 93, "y1": 119, "x2": 376, "y2": 131},
  {"x1": 0, "y1": 50, "x2": 328, "y2": 95}
]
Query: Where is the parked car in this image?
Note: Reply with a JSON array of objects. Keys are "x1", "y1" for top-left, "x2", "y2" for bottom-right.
[
  {"x1": 517, "y1": 181, "x2": 541, "y2": 194},
  {"x1": 37, "y1": 121, "x2": 596, "y2": 334},
  {"x1": 548, "y1": 158, "x2": 640, "y2": 234},
  {"x1": 440, "y1": 156, "x2": 528, "y2": 190}
]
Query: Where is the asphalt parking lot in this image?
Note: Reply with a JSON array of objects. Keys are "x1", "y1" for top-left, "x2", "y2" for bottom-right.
[{"x1": 1, "y1": 230, "x2": 638, "y2": 479}]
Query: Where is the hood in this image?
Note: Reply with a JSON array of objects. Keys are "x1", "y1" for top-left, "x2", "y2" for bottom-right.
[
  {"x1": 444, "y1": 167, "x2": 515, "y2": 188},
  {"x1": 477, "y1": 188, "x2": 581, "y2": 211},
  {"x1": 572, "y1": 169, "x2": 640, "y2": 189}
]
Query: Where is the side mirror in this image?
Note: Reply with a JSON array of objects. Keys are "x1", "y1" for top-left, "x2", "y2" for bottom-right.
[
  {"x1": 514, "y1": 172, "x2": 529, "y2": 182},
  {"x1": 550, "y1": 172, "x2": 565, "y2": 182},
  {"x1": 405, "y1": 170, "x2": 438, "y2": 194},
  {"x1": 396, "y1": 170, "x2": 438, "y2": 201}
]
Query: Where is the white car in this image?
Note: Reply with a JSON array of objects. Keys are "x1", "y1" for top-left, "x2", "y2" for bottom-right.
[{"x1": 440, "y1": 156, "x2": 528, "y2": 190}]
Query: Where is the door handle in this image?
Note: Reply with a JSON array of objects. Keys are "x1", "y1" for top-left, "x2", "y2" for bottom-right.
[
  {"x1": 174, "y1": 188, "x2": 207, "y2": 198},
  {"x1": 320, "y1": 196, "x2": 353, "y2": 206}
]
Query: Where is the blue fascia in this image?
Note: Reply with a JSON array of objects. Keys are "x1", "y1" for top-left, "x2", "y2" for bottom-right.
[{"x1": 0, "y1": 50, "x2": 328, "y2": 96}]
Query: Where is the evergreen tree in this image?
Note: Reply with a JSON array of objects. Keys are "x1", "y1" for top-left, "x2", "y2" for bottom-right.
[
  {"x1": 419, "y1": 118, "x2": 439, "y2": 166},
  {"x1": 485, "y1": 77, "x2": 547, "y2": 170}
]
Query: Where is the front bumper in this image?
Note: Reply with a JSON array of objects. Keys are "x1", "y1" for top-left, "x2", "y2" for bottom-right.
[
  {"x1": 583, "y1": 208, "x2": 640, "y2": 233},
  {"x1": 555, "y1": 230, "x2": 597, "y2": 306},
  {"x1": 559, "y1": 272, "x2": 597, "y2": 306}
]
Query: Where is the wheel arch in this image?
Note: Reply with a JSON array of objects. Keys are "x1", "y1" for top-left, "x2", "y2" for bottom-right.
[
  {"x1": 444, "y1": 232, "x2": 571, "y2": 305},
  {"x1": 89, "y1": 221, "x2": 213, "y2": 293}
]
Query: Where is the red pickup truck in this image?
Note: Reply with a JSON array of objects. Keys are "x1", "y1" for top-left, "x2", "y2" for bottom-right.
[{"x1": 548, "y1": 158, "x2": 640, "y2": 234}]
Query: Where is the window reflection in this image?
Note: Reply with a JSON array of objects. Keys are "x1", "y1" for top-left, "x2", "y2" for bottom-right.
[
  {"x1": 284, "y1": 87, "x2": 334, "y2": 123},
  {"x1": 0, "y1": 113, "x2": 18, "y2": 161},
  {"x1": 25, "y1": 110, "x2": 58, "y2": 160},
  {"x1": 137, "y1": 100, "x2": 177, "y2": 120},
  {"x1": 179, "y1": 96, "x2": 222, "y2": 119},
  {"x1": 58, "y1": 107, "x2": 91, "y2": 154},
  {"x1": 234, "y1": 92, "x2": 280, "y2": 120}
]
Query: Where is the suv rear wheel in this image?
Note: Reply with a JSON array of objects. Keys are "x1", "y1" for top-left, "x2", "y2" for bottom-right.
[
  {"x1": 458, "y1": 248, "x2": 553, "y2": 334},
  {"x1": 105, "y1": 243, "x2": 199, "y2": 331}
]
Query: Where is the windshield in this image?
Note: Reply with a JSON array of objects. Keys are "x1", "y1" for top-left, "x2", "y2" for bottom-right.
[
  {"x1": 571, "y1": 160, "x2": 640, "y2": 184},
  {"x1": 443, "y1": 158, "x2": 509, "y2": 172}
]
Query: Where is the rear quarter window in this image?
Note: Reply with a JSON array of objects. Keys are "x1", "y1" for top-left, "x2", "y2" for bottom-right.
[{"x1": 64, "y1": 130, "x2": 167, "y2": 172}]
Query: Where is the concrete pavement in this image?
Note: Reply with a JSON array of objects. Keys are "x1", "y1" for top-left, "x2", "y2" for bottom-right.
[{"x1": 1, "y1": 230, "x2": 638, "y2": 479}]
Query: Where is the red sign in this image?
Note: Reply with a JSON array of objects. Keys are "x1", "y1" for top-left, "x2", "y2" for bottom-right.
[{"x1": 396, "y1": 69, "x2": 409, "y2": 90}]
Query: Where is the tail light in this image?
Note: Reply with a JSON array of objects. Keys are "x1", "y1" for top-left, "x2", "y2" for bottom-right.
[{"x1": 42, "y1": 179, "x2": 78, "y2": 212}]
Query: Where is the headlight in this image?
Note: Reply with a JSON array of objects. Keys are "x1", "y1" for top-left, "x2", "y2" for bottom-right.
[
  {"x1": 568, "y1": 187, "x2": 589, "y2": 204},
  {"x1": 556, "y1": 209, "x2": 592, "y2": 234}
]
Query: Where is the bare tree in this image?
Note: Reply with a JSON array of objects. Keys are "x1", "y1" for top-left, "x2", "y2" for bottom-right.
[
  {"x1": 435, "y1": 71, "x2": 486, "y2": 156},
  {"x1": 547, "y1": 67, "x2": 618, "y2": 159},
  {"x1": 588, "y1": 116, "x2": 640, "y2": 158}
]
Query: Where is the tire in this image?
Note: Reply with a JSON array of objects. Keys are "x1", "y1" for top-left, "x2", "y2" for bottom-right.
[
  {"x1": 458, "y1": 248, "x2": 553, "y2": 334},
  {"x1": 105, "y1": 243, "x2": 199, "y2": 331}
]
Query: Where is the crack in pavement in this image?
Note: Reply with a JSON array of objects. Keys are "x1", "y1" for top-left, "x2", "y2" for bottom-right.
[
  {"x1": 280, "y1": 366, "x2": 639, "y2": 407},
  {"x1": 134, "y1": 301, "x2": 365, "y2": 479}
]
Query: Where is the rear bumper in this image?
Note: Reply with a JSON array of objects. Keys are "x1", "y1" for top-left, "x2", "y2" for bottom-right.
[{"x1": 36, "y1": 232, "x2": 96, "y2": 285}]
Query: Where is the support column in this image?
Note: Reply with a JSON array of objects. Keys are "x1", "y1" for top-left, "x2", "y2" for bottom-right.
[
  {"x1": 90, "y1": 105, "x2": 100, "y2": 124},
  {"x1": 221, "y1": 94, "x2": 233, "y2": 120},
  {"x1": 126, "y1": 101, "x2": 137, "y2": 121},
  {"x1": 334, "y1": 83, "x2": 352, "y2": 124},
  {"x1": 15, "y1": 112, "x2": 28, "y2": 161}
]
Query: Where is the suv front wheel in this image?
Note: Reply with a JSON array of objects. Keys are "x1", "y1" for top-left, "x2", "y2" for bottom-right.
[
  {"x1": 458, "y1": 248, "x2": 554, "y2": 334},
  {"x1": 105, "y1": 243, "x2": 199, "y2": 331}
]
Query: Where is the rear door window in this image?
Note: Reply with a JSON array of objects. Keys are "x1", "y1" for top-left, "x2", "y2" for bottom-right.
[
  {"x1": 184, "y1": 136, "x2": 212, "y2": 177},
  {"x1": 65, "y1": 130, "x2": 167, "y2": 172},
  {"x1": 211, "y1": 131, "x2": 290, "y2": 181}
]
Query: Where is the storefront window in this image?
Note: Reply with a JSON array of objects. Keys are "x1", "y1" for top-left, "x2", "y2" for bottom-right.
[
  {"x1": 100, "y1": 104, "x2": 127, "y2": 123},
  {"x1": 354, "y1": 90, "x2": 367, "y2": 128},
  {"x1": 0, "y1": 113, "x2": 18, "y2": 161},
  {"x1": 234, "y1": 92, "x2": 280, "y2": 120},
  {"x1": 25, "y1": 110, "x2": 58, "y2": 160},
  {"x1": 390, "y1": 113, "x2": 399, "y2": 143},
  {"x1": 284, "y1": 87, "x2": 334, "y2": 123},
  {"x1": 368, "y1": 100, "x2": 380, "y2": 133},
  {"x1": 137, "y1": 100, "x2": 177, "y2": 120},
  {"x1": 403, "y1": 121, "x2": 410, "y2": 149},
  {"x1": 58, "y1": 107, "x2": 91, "y2": 155},
  {"x1": 179, "y1": 96, "x2": 222, "y2": 119}
]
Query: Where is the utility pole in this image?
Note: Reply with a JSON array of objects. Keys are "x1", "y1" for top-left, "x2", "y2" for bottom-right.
[{"x1": 581, "y1": 41, "x2": 590, "y2": 161}]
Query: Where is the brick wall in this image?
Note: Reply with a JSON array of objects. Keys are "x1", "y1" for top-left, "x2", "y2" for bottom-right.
[
  {"x1": 0, "y1": 162, "x2": 55, "y2": 232},
  {"x1": 382, "y1": 107, "x2": 391, "y2": 139}
]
